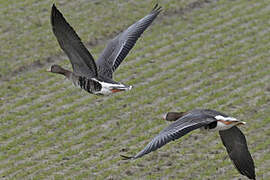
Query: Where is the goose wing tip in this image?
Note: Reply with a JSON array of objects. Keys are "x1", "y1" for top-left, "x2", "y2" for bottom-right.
[
  {"x1": 51, "y1": 3, "x2": 58, "y2": 12},
  {"x1": 51, "y1": 3, "x2": 60, "y2": 25},
  {"x1": 120, "y1": 154, "x2": 134, "y2": 160},
  {"x1": 153, "y1": 4, "x2": 162, "y2": 13}
]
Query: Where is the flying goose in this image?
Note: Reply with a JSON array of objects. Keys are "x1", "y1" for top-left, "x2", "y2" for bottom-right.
[
  {"x1": 121, "y1": 109, "x2": 256, "y2": 180},
  {"x1": 47, "y1": 4, "x2": 161, "y2": 95}
]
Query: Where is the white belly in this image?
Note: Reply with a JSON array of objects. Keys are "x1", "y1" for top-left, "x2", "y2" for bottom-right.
[
  {"x1": 92, "y1": 80, "x2": 132, "y2": 95},
  {"x1": 214, "y1": 121, "x2": 235, "y2": 131}
]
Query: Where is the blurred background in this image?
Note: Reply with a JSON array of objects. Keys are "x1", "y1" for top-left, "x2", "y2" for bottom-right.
[{"x1": 0, "y1": 0, "x2": 269, "y2": 179}]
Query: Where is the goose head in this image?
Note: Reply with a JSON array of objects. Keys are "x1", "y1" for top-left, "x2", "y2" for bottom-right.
[
  {"x1": 47, "y1": 64, "x2": 69, "y2": 76},
  {"x1": 163, "y1": 112, "x2": 187, "y2": 121}
]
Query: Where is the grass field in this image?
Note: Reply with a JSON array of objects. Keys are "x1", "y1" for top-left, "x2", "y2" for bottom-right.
[{"x1": 0, "y1": 0, "x2": 269, "y2": 179}]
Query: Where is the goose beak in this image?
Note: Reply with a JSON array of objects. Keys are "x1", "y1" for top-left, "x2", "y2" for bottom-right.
[{"x1": 238, "y1": 121, "x2": 246, "y2": 126}]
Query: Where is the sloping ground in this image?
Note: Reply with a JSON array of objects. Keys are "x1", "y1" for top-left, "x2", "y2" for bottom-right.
[{"x1": 0, "y1": 0, "x2": 269, "y2": 179}]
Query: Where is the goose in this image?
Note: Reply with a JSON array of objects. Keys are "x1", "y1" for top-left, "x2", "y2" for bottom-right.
[
  {"x1": 121, "y1": 109, "x2": 256, "y2": 180},
  {"x1": 47, "y1": 4, "x2": 161, "y2": 95}
]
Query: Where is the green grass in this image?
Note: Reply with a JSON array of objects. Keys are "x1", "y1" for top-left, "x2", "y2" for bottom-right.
[{"x1": 0, "y1": 0, "x2": 270, "y2": 179}]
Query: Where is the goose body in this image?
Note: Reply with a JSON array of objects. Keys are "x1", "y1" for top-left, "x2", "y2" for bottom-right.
[
  {"x1": 122, "y1": 109, "x2": 255, "y2": 180},
  {"x1": 48, "y1": 4, "x2": 161, "y2": 95}
]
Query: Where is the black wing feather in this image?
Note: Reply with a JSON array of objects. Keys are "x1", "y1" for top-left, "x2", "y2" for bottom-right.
[
  {"x1": 51, "y1": 4, "x2": 98, "y2": 78},
  {"x1": 219, "y1": 126, "x2": 256, "y2": 180}
]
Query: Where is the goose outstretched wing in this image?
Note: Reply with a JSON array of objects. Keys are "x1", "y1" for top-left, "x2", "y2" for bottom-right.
[
  {"x1": 97, "y1": 4, "x2": 162, "y2": 78},
  {"x1": 122, "y1": 111, "x2": 215, "y2": 159},
  {"x1": 219, "y1": 126, "x2": 256, "y2": 180},
  {"x1": 51, "y1": 4, "x2": 98, "y2": 78}
]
